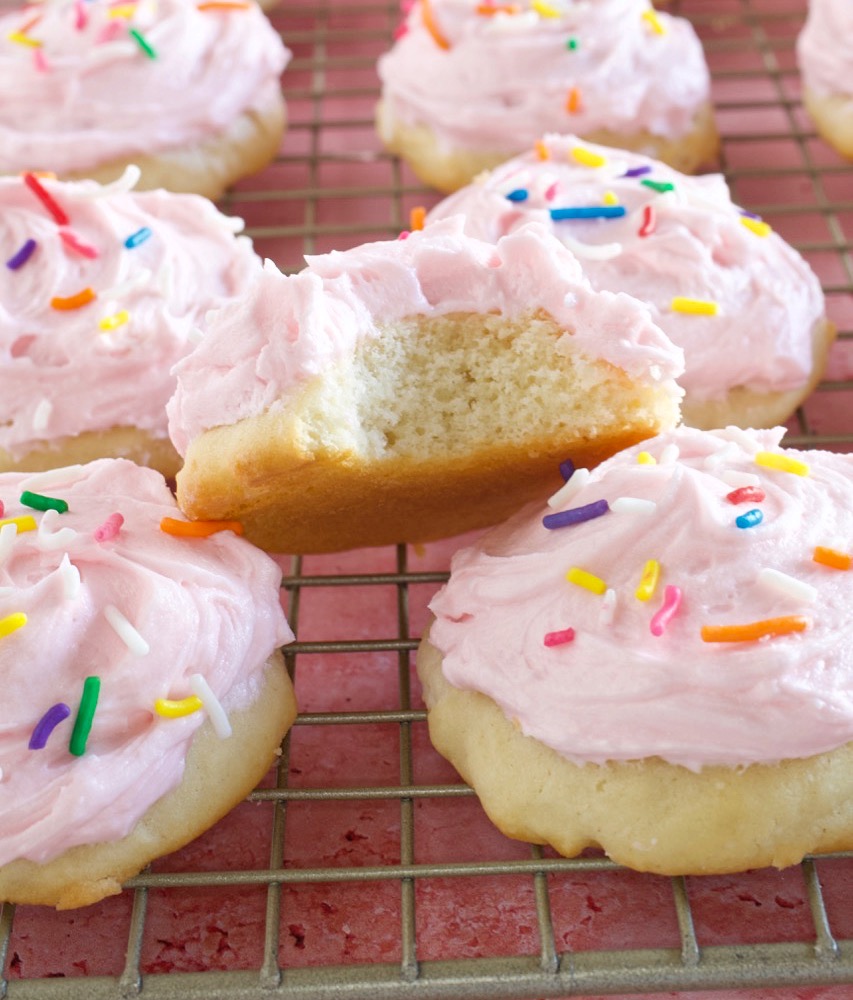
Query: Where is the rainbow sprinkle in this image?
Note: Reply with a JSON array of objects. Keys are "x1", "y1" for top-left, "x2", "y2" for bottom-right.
[
  {"x1": 671, "y1": 297, "x2": 719, "y2": 316},
  {"x1": 542, "y1": 498, "x2": 609, "y2": 530},
  {"x1": 566, "y1": 567, "x2": 607, "y2": 595},
  {"x1": 29, "y1": 703, "x2": 71, "y2": 750},
  {"x1": 7, "y1": 30, "x2": 41, "y2": 48},
  {"x1": 726, "y1": 486, "x2": 765, "y2": 505},
  {"x1": 59, "y1": 229, "x2": 99, "y2": 259},
  {"x1": 642, "y1": 9, "x2": 666, "y2": 34},
  {"x1": 51, "y1": 288, "x2": 96, "y2": 311},
  {"x1": 700, "y1": 616, "x2": 810, "y2": 644},
  {"x1": 535, "y1": 140, "x2": 550, "y2": 161},
  {"x1": 23, "y1": 173, "x2": 69, "y2": 225},
  {"x1": 813, "y1": 546, "x2": 851, "y2": 571},
  {"x1": 755, "y1": 451, "x2": 809, "y2": 477},
  {"x1": 505, "y1": 188, "x2": 529, "y2": 202},
  {"x1": 94, "y1": 512, "x2": 124, "y2": 542},
  {"x1": 550, "y1": 206, "x2": 626, "y2": 220},
  {"x1": 735, "y1": 509, "x2": 763, "y2": 529},
  {"x1": 409, "y1": 206, "x2": 426, "y2": 231},
  {"x1": 69, "y1": 677, "x2": 100, "y2": 756},
  {"x1": 566, "y1": 36, "x2": 578, "y2": 50},
  {"x1": 531, "y1": 0, "x2": 559, "y2": 16},
  {"x1": 543, "y1": 627, "x2": 575, "y2": 647},
  {"x1": 6, "y1": 238, "x2": 37, "y2": 270},
  {"x1": 650, "y1": 585, "x2": 681, "y2": 637},
  {"x1": 637, "y1": 451, "x2": 656, "y2": 465},
  {"x1": 741, "y1": 216, "x2": 771, "y2": 237},
  {"x1": 160, "y1": 517, "x2": 244, "y2": 538},
  {"x1": 0, "y1": 612, "x2": 27, "y2": 641},
  {"x1": 129, "y1": 27, "x2": 157, "y2": 59},
  {"x1": 565, "y1": 86, "x2": 581, "y2": 113},
  {"x1": 20, "y1": 490, "x2": 68, "y2": 513},
  {"x1": 641, "y1": 179, "x2": 675, "y2": 194},
  {"x1": 0, "y1": 514, "x2": 37, "y2": 533},
  {"x1": 635, "y1": 559, "x2": 660, "y2": 602},
  {"x1": 571, "y1": 146, "x2": 607, "y2": 168},
  {"x1": 623, "y1": 165, "x2": 652, "y2": 178},
  {"x1": 99, "y1": 310, "x2": 130, "y2": 331},
  {"x1": 104, "y1": 604, "x2": 149, "y2": 656},
  {"x1": 155, "y1": 695, "x2": 204, "y2": 718},
  {"x1": 638, "y1": 204, "x2": 656, "y2": 238},
  {"x1": 124, "y1": 226, "x2": 152, "y2": 249},
  {"x1": 421, "y1": 0, "x2": 450, "y2": 49},
  {"x1": 190, "y1": 674, "x2": 232, "y2": 739}
]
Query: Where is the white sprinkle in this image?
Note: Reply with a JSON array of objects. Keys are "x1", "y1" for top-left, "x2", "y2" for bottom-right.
[
  {"x1": 547, "y1": 467, "x2": 591, "y2": 509},
  {"x1": 157, "y1": 260, "x2": 175, "y2": 299},
  {"x1": 600, "y1": 588, "x2": 617, "y2": 626},
  {"x1": 559, "y1": 232, "x2": 623, "y2": 261},
  {"x1": 20, "y1": 465, "x2": 84, "y2": 493},
  {"x1": 723, "y1": 426, "x2": 762, "y2": 454},
  {"x1": 78, "y1": 164, "x2": 141, "y2": 197},
  {"x1": 32, "y1": 398, "x2": 52, "y2": 433},
  {"x1": 485, "y1": 9, "x2": 538, "y2": 31},
  {"x1": 104, "y1": 604, "x2": 150, "y2": 656},
  {"x1": 757, "y1": 568, "x2": 817, "y2": 604},
  {"x1": 220, "y1": 213, "x2": 245, "y2": 233},
  {"x1": 190, "y1": 673, "x2": 232, "y2": 739},
  {"x1": 703, "y1": 442, "x2": 739, "y2": 470},
  {"x1": 0, "y1": 523, "x2": 17, "y2": 567},
  {"x1": 187, "y1": 326, "x2": 204, "y2": 345},
  {"x1": 101, "y1": 268, "x2": 151, "y2": 300},
  {"x1": 58, "y1": 553, "x2": 81, "y2": 600},
  {"x1": 720, "y1": 469, "x2": 761, "y2": 488},
  {"x1": 659, "y1": 443, "x2": 680, "y2": 465},
  {"x1": 37, "y1": 508, "x2": 77, "y2": 551},
  {"x1": 610, "y1": 497, "x2": 657, "y2": 515}
]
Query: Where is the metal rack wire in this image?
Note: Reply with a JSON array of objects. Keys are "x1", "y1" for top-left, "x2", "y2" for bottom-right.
[{"x1": 1, "y1": 0, "x2": 852, "y2": 997}]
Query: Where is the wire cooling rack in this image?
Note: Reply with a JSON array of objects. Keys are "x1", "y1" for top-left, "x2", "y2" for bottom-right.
[{"x1": 2, "y1": 0, "x2": 853, "y2": 998}]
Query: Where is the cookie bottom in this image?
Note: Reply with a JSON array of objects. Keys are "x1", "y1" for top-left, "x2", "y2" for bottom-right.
[
  {"x1": 802, "y1": 87, "x2": 853, "y2": 161},
  {"x1": 0, "y1": 426, "x2": 182, "y2": 479},
  {"x1": 681, "y1": 317, "x2": 836, "y2": 430},
  {"x1": 63, "y1": 92, "x2": 287, "y2": 201},
  {"x1": 176, "y1": 310, "x2": 680, "y2": 553},
  {"x1": 376, "y1": 102, "x2": 719, "y2": 194},
  {"x1": 0, "y1": 652, "x2": 296, "y2": 909},
  {"x1": 417, "y1": 630, "x2": 853, "y2": 875}
]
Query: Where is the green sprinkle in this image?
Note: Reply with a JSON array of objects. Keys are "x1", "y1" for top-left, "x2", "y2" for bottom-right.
[
  {"x1": 129, "y1": 27, "x2": 157, "y2": 59},
  {"x1": 641, "y1": 179, "x2": 676, "y2": 194},
  {"x1": 70, "y1": 677, "x2": 101, "y2": 757},
  {"x1": 566, "y1": 36, "x2": 578, "y2": 50},
  {"x1": 20, "y1": 490, "x2": 68, "y2": 514}
]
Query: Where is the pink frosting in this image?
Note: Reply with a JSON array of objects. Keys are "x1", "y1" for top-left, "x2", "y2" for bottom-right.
[
  {"x1": 0, "y1": 0, "x2": 290, "y2": 174},
  {"x1": 797, "y1": 0, "x2": 853, "y2": 100},
  {"x1": 429, "y1": 425, "x2": 853, "y2": 770},
  {"x1": 0, "y1": 459, "x2": 293, "y2": 865},
  {"x1": 0, "y1": 171, "x2": 262, "y2": 459},
  {"x1": 428, "y1": 135, "x2": 826, "y2": 402},
  {"x1": 377, "y1": 0, "x2": 711, "y2": 152},
  {"x1": 167, "y1": 218, "x2": 684, "y2": 454}
]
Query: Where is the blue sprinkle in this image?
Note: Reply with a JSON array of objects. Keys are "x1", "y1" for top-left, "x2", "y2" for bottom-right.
[
  {"x1": 559, "y1": 458, "x2": 575, "y2": 482},
  {"x1": 736, "y1": 509, "x2": 763, "y2": 529},
  {"x1": 543, "y1": 498, "x2": 609, "y2": 530},
  {"x1": 505, "y1": 188, "x2": 529, "y2": 202},
  {"x1": 621, "y1": 165, "x2": 652, "y2": 178},
  {"x1": 6, "y1": 238, "x2": 37, "y2": 270},
  {"x1": 550, "y1": 206, "x2": 626, "y2": 221},
  {"x1": 124, "y1": 227, "x2": 152, "y2": 249}
]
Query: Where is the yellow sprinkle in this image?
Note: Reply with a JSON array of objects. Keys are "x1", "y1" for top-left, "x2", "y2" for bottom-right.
[
  {"x1": 642, "y1": 9, "x2": 666, "y2": 34},
  {"x1": 531, "y1": 0, "x2": 560, "y2": 17},
  {"x1": 602, "y1": 190, "x2": 619, "y2": 206},
  {"x1": 0, "y1": 515, "x2": 37, "y2": 533},
  {"x1": 0, "y1": 612, "x2": 27, "y2": 641},
  {"x1": 534, "y1": 139, "x2": 551, "y2": 161},
  {"x1": 98, "y1": 310, "x2": 130, "y2": 332},
  {"x1": 754, "y1": 451, "x2": 810, "y2": 477},
  {"x1": 7, "y1": 30, "x2": 41, "y2": 47},
  {"x1": 635, "y1": 559, "x2": 660, "y2": 602},
  {"x1": 154, "y1": 695, "x2": 204, "y2": 719},
  {"x1": 740, "y1": 216, "x2": 772, "y2": 238},
  {"x1": 108, "y1": 4, "x2": 137, "y2": 17},
  {"x1": 571, "y1": 146, "x2": 607, "y2": 169},
  {"x1": 637, "y1": 451, "x2": 656, "y2": 465},
  {"x1": 671, "y1": 297, "x2": 720, "y2": 316},
  {"x1": 566, "y1": 567, "x2": 607, "y2": 595}
]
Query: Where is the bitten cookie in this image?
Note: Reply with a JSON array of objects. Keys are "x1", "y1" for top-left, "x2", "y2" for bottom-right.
[
  {"x1": 169, "y1": 219, "x2": 684, "y2": 553},
  {"x1": 0, "y1": 0, "x2": 289, "y2": 199},
  {"x1": 377, "y1": 0, "x2": 718, "y2": 193},
  {"x1": 0, "y1": 171, "x2": 262, "y2": 477},
  {"x1": 420, "y1": 425, "x2": 853, "y2": 875},
  {"x1": 428, "y1": 135, "x2": 833, "y2": 429},
  {"x1": 0, "y1": 459, "x2": 296, "y2": 908},
  {"x1": 797, "y1": 0, "x2": 853, "y2": 160}
]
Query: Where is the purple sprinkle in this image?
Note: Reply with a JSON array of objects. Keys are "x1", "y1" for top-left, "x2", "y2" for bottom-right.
[
  {"x1": 559, "y1": 458, "x2": 575, "y2": 482},
  {"x1": 622, "y1": 165, "x2": 652, "y2": 178},
  {"x1": 543, "y1": 498, "x2": 609, "y2": 530},
  {"x1": 6, "y1": 238, "x2": 37, "y2": 270},
  {"x1": 28, "y1": 703, "x2": 71, "y2": 750},
  {"x1": 739, "y1": 209, "x2": 762, "y2": 220}
]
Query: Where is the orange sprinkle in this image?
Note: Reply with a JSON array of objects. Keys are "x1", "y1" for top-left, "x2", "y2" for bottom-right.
[
  {"x1": 51, "y1": 288, "x2": 96, "y2": 311},
  {"x1": 700, "y1": 616, "x2": 811, "y2": 644},
  {"x1": 535, "y1": 139, "x2": 551, "y2": 161},
  {"x1": 566, "y1": 86, "x2": 581, "y2": 114},
  {"x1": 476, "y1": 3, "x2": 520, "y2": 13},
  {"x1": 160, "y1": 517, "x2": 244, "y2": 538},
  {"x1": 421, "y1": 0, "x2": 450, "y2": 50},
  {"x1": 813, "y1": 546, "x2": 851, "y2": 571},
  {"x1": 409, "y1": 205, "x2": 426, "y2": 231}
]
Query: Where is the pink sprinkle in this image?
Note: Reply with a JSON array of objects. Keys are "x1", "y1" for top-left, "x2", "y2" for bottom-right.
[
  {"x1": 94, "y1": 512, "x2": 124, "y2": 542},
  {"x1": 650, "y1": 585, "x2": 682, "y2": 637},
  {"x1": 96, "y1": 20, "x2": 123, "y2": 43},
  {"x1": 398, "y1": 230, "x2": 410, "y2": 240},
  {"x1": 393, "y1": 21, "x2": 409, "y2": 39},
  {"x1": 33, "y1": 48, "x2": 50, "y2": 72},
  {"x1": 544, "y1": 627, "x2": 575, "y2": 647},
  {"x1": 0, "y1": 500, "x2": 4, "y2": 518},
  {"x1": 638, "y1": 203, "x2": 656, "y2": 238},
  {"x1": 59, "y1": 230, "x2": 99, "y2": 260},
  {"x1": 544, "y1": 181, "x2": 559, "y2": 202},
  {"x1": 74, "y1": 0, "x2": 88, "y2": 30}
]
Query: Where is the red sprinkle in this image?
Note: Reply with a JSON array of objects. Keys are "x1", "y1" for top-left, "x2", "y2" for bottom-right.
[
  {"x1": 726, "y1": 486, "x2": 766, "y2": 505},
  {"x1": 638, "y1": 204, "x2": 656, "y2": 237},
  {"x1": 544, "y1": 627, "x2": 576, "y2": 647},
  {"x1": 0, "y1": 501, "x2": 4, "y2": 518},
  {"x1": 23, "y1": 172, "x2": 69, "y2": 226}
]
